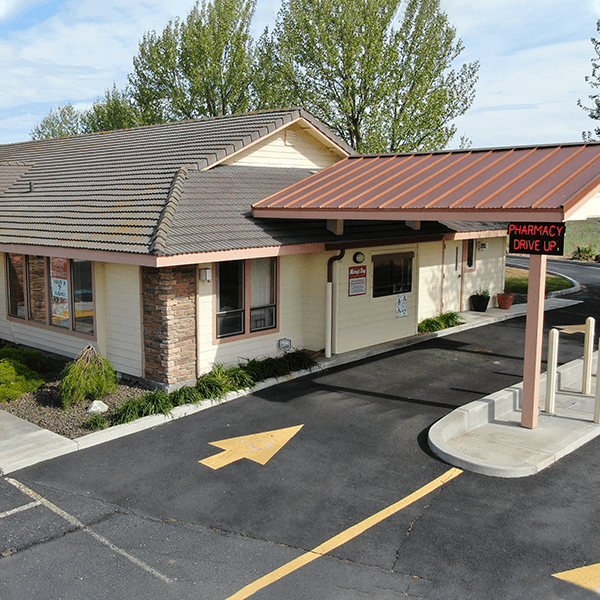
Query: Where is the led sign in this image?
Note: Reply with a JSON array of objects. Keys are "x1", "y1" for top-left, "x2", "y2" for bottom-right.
[{"x1": 508, "y1": 223, "x2": 565, "y2": 256}]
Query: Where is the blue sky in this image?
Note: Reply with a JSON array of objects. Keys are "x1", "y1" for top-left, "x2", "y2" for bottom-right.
[{"x1": 0, "y1": 0, "x2": 599, "y2": 148}]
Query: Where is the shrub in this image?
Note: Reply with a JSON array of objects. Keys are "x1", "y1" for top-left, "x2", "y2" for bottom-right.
[
  {"x1": 59, "y1": 345, "x2": 118, "y2": 409},
  {"x1": 84, "y1": 413, "x2": 109, "y2": 430},
  {"x1": 240, "y1": 350, "x2": 317, "y2": 383},
  {"x1": 0, "y1": 358, "x2": 44, "y2": 402},
  {"x1": 418, "y1": 312, "x2": 463, "y2": 334},
  {"x1": 439, "y1": 312, "x2": 462, "y2": 328},
  {"x1": 0, "y1": 346, "x2": 49, "y2": 374},
  {"x1": 196, "y1": 364, "x2": 254, "y2": 400},
  {"x1": 170, "y1": 385, "x2": 203, "y2": 406},
  {"x1": 279, "y1": 349, "x2": 317, "y2": 373},
  {"x1": 572, "y1": 245, "x2": 596, "y2": 261},
  {"x1": 112, "y1": 390, "x2": 174, "y2": 425}
]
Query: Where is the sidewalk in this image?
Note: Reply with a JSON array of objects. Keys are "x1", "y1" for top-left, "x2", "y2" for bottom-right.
[{"x1": 1, "y1": 296, "x2": 595, "y2": 477}]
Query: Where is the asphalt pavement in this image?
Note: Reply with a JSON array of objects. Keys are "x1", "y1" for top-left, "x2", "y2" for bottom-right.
[{"x1": 3, "y1": 260, "x2": 600, "y2": 599}]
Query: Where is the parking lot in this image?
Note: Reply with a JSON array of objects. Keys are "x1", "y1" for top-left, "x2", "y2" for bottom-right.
[{"x1": 2, "y1": 316, "x2": 600, "y2": 599}]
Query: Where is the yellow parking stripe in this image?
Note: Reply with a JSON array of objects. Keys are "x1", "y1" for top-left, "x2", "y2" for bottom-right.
[{"x1": 226, "y1": 467, "x2": 463, "y2": 600}]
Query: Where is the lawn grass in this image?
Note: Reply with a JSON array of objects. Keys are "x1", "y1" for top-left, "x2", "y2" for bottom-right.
[
  {"x1": 505, "y1": 267, "x2": 572, "y2": 294},
  {"x1": 565, "y1": 218, "x2": 600, "y2": 258}
]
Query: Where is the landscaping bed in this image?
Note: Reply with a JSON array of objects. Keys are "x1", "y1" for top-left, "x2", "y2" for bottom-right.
[
  {"x1": 0, "y1": 352, "x2": 148, "y2": 439},
  {"x1": 0, "y1": 345, "x2": 317, "y2": 440}
]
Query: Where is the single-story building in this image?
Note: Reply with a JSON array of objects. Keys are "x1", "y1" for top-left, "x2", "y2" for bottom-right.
[{"x1": 0, "y1": 108, "x2": 510, "y2": 390}]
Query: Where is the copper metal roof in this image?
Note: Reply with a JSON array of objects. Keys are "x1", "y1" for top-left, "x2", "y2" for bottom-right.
[{"x1": 252, "y1": 143, "x2": 600, "y2": 223}]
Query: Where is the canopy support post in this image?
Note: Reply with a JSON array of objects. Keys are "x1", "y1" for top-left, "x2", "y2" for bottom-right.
[{"x1": 521, "y1": 254, "x2": 547, "y2": 429}]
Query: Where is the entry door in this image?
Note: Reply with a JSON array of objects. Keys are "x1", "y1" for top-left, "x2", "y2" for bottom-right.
[{"x1": 442, "y1": 241, "x2": 463, "y2": 312}]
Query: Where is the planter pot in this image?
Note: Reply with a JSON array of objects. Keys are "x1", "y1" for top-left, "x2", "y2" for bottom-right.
[
  {"x1": 496, "y1": 293, "x2": 515, "y2": 310},
  {"x1": 471, "y1": 295, "x2": 490, "y2": 312}
]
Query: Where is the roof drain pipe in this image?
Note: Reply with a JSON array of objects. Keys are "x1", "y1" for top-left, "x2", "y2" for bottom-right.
[{"x1": 326, "y1": 249, "x2": 345, "y2": 359}]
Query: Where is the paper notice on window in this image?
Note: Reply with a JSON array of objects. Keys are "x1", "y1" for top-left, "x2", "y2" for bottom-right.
[
  {"x1": 50, "y1": 258, "x2": 69, "y2": 326},
  {"x1": 396, "y1": 293, "x2": 408, "y2": 318}
]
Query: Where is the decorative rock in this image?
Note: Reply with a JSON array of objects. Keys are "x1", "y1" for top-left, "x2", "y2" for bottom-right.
[{"x1": 87, "y1": 400, "x2": 108, "y2": 415}]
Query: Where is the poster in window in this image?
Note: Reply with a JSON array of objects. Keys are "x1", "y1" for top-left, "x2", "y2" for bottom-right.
[
  {"x1": 396, "y1": 293, "x2": 408, "y2": 318},
  {"x1": 348, "y1": 266, "x2": 367, "y2": 296},
  {"x1": 50, "y1": 257, "x2": 69, "y2": 327}
]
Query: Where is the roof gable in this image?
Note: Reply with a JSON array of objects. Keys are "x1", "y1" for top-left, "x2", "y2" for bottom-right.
[{"x1": 0, "y1": 109, "x2": 351, "y2": 255}]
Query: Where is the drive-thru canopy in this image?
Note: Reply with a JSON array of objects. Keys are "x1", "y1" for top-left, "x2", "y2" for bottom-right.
[{"x1": 254, "y1": 142, "x2": 600, "y2": 429}]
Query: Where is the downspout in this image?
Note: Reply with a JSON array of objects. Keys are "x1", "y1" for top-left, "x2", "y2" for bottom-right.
[{"x1": 325, "y1": 249, "x2": 345, "y2": 358}]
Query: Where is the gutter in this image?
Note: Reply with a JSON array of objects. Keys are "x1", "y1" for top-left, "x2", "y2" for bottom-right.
[{"x1": 325, "y1": 249, "x2": 345, "y2": 358}]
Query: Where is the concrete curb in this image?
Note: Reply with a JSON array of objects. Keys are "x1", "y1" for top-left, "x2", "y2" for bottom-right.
[{"x1": 428, "y1": 355, "x2": 600, "y2": 477}]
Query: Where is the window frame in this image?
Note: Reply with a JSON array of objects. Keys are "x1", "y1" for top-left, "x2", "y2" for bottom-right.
[
  {"x1": 463, "y1": 239, "x2": 476, "y2": 272},
  {"x1": 5, "y1": 253, "x2": 96, "y2": 340},
  {"x1": 371, "y1": 251, "x2": 414, "y2": 298},
  {"x1": 214, "y1": 257, "x2": 280, "y2": 342}
]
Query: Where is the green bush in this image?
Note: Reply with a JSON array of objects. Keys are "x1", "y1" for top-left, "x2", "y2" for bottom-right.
[
  {"x1": 59, "y1": 345, "x2": 118, "y2": 409},
  {"x1": 84, "y1": 413, "x2": 109, "y2": 430},
  {"x1": 170, "y1": 385, "x2": 203, "y2": 406},
  {"x1": 0, "y1": 346, "x2": 49, "y2": 374},
  {"x1": 572, "y1": 245, "x2": 597, "y2": 261},
  {"x1": 418, "y1": 312, "x2": 463, "y2": 334},
  {"x1": 112, "y1": 390, "x2": 174, "y2": 425},
  {"x1": 241, "y1": 350, "x2": 317, "y2": 383},
  {"x1": 0, "y1": 358, "x2": 44, "y2": 402},
  {"x1": 196, "y1": 364, "x2": 254, "y2": 400}
]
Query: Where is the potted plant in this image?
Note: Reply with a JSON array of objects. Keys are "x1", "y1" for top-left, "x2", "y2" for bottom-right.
[
  {"x1": 496, "y1": 289, "x2": 515, "y2": 310},
  {"x1": 471, "y1": 287, "x2": 490, "y2": 312}
]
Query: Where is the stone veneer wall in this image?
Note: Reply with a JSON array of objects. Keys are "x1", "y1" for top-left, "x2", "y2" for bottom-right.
[{"x1": 142, "y1": 265, "x2": 197, "y2": 388}]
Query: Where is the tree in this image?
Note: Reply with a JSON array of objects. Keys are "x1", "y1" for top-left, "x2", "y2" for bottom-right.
[
  {"x1": 81, "y1": 84, "x2": 141, "y2": 133},
  {"x1": 30, "y1": 103, "x2": 83, "y2": 140},
  {"x1": 579, "y1": 19, "x2": 600, "y2": 141},
  {"x1": 264, "y1": 0, "x2": 479, "y2": 153},
  {"x1": 128, "y1": 0, "x2": 256, "y2": 122}
]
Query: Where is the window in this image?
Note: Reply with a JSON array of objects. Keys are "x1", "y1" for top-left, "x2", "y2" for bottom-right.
[
  {"x1": 216, "y1": 258, "x2": 277, "y2": 339},
  {"x1": 6, "y1": 254, "x2": 95, "y2": 336},
  {"x1": 465, "y1": 239, "x2": 476, "y2": 271},
  {"x1": 372, "y1": 252, "x2": 413, "y2": 297}
]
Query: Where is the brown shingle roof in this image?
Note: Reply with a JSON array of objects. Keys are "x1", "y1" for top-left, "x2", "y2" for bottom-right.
[
  {"x1": 253, "y1": 143, "x2": 600, "y2": 222},
  {"x1": 0, "y1": 109, "x2": 352, "y2": 255}
]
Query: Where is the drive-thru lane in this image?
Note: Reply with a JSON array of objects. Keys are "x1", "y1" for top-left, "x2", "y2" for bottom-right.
[{"x1": 3, "y1": 307, "x2": 600, "y2": 599}]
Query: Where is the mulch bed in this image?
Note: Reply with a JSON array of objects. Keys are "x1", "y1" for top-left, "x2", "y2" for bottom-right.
[{"x1": 1, "y1": 354, "x2": 149, "y2": 439}]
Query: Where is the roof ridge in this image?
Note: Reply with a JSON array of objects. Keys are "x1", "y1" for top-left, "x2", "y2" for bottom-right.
[
  {"x1": 150, "y1": 165, "x2": 194, "y2": 255},
  {"x1": 0, "y1": 108, "x2": 305, "y2": 150}
]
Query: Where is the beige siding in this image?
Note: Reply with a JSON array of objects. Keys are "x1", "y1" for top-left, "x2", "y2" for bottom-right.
[
  {"x1": 223, "y1": 123, "x2": 340, "y2": 169},
  {"x1": 0, "y1": 255, "x2": 143, "y2": 376},
  {"x1": 463, "y1": 237, "x2": 506, "y2": 307},
  {"x1": 333, "y1": 245, "x2": 419, "y2": 354},
  {"x1": 417, "y1": 241, "x2": 444, "y2": 321},
  {"x1": 96, "y1": 263, "x2": 143, "y2": 377},
  {"x1": 197, "y1": 254, "x2": 328, "y2": 372}
]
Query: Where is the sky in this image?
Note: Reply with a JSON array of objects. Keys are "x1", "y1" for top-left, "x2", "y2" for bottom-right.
[{"x1": 1, "y1": 0, "x2": 600, "y2": 149}]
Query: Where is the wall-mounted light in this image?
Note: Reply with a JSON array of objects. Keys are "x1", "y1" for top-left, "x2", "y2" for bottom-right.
[
  {"x1": 353, "y1": 252, "x2": 365, "y2": 264},
  {"x1": 199, "y1": 268, "x2": 212, "y2": 282}
]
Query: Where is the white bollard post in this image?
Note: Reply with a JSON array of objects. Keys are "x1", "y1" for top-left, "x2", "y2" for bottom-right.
[
  {"x1": 546, "y1": 328, "x2": 559, "y2": 414},
  {"x1": 583, "y1": 317, "x2": 595, "y2": 395},
  {"x1": 595, "y1": 350, "x2": 600, "y2": 424}
]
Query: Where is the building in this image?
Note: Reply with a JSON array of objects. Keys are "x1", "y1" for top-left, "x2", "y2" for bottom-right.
[{"x1": 0, "y1": 108, "x2": 507, "y2": 390}]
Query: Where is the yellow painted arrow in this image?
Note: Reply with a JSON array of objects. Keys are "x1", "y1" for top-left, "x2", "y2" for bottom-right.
[
  {"x1": 553, "y1": 562, "x2": 600, "y2": 591},
  {"x1": 199, "y1": 425, "x2": 304, "y2": 470}
]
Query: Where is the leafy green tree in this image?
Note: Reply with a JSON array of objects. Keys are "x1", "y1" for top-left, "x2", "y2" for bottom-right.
[
  {"x1": 579, "y1": 19, "x2": 600, "y2": 141},
  {"x1": 81, "y1": 84, "x2": 141, "y2": 133},
  {"x1": 264, "y1": 0, "x2": 478, "y2": 153},
  {"x1": 30, "y1": 103, "x2": 83, "y2": 140},
  {"x1": 128, "y1": 0, "x2": 256, "y2": 122}
]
